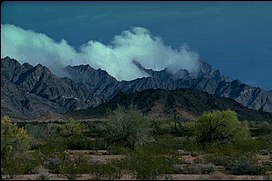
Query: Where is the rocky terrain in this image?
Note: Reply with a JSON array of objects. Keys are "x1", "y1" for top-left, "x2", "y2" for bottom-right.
[
  {"x1": 68, "y1": 88, "x2": 272, "y2": 122},
  {"x1": 1, "y1": 56, "x2": 272, "y2": 119}
]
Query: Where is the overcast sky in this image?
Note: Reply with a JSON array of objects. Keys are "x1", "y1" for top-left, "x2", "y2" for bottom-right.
[{"x1": 1, "y1": 2, "x2": 272, "y2": 90}]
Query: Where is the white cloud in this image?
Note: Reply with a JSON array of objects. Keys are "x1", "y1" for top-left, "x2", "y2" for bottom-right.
[{"x1": 1, "y1": 24, "x2": 200, "y2": 80}]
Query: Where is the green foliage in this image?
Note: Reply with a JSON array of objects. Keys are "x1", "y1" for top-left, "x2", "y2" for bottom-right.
[
  {"x1": 107, "y1": 144, "x2": 128, "y2": 155},
  {"x1": 37, "y1": 124, "x2": 66, "y2": 156},
  {"x1": 43, "y1": 151, "x2": 67, "y2": 174},
  {"x1": 144, "y1": 134, "x2": 177, "y2": 155},
  {"x1": 57, "y1": 119, "x2": 86, "y2": 149},
  {"x1": 1, "y1": 116, "x2": 34, "y2": 176},
  {"x1": 90, "y1": 160, "x2": 125, "y2": 180},
  {"x1": 176, "y1": 121, "x2": 197, "y2": 137},
  {"x1": 105, "y1": 106, "x2": 153, "y2": 149},
  {"x1": 152, "y1": 120, "x2": 172, "y2": 135},
  {"x1": 2, "y1": 108, "x2": 271, "y2": 178},
  {"x1": 226, "y1": 155, "x2": 265, "y2": 175},
  {"x1": 1, "y1": 116, "x2": 31, "y2": 159},
  {"x1": 249, "y1": 121, "x2": 272, "y2": 137},
  {"x1": 255, "y1": 133, "x2": 272, "y2": 153},
  {"x1": 195, "y1": 110, "x2": 250, "y2": 146},
  {"x1": 126, "y1": 148, "x2": 175, "y2": 180},
  {"x1": 24, "y1": 123, "x2": 61, "y2": 149},
  {"x1": 2, "y1": 151, "x2": 43, "y2": 176},
  {"x1": 60, "y1": 153, "x2": 92, "y2": 180},
  {"x1": 176, "y1": 137, "x2": 202, "y2": 154}
]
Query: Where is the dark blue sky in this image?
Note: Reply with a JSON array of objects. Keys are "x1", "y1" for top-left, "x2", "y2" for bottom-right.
[{"x1": 2, "y1": 2, "x2": 272, "y2": 90}]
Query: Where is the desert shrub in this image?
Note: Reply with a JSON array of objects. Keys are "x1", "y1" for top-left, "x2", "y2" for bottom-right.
[
  {"x1": 57, "y1": 119, "x2": 86, "y2": 149},
  {"x1": 206, "y1": 153, "x2": 230, "y2": 167},
  {"x1": 107, "y1": 144, "x2": 128, "y2": 155},
  {"x1": 144, "y1": 134, "x2": 177, "y2": 155},
  {"x1": 255, "y1": 133, "x2": 272, "y2": 153},
  {"x1": 250, "y1": 121, "x2": 272, "y2": 137},
  {"x1": 2, "y1": 151, "x2": 43, "y2": 176},
  {"x1": 24, "y1": 122, "x2": 59, "y2": 139},
  {"x1": 60, "y1": 153, "x2": 92, "y2": 180},
  {"x1": 195, "y1": 110, "x2": 250, "y2": 147},
  {"x1": 105, "y1": 106, "x2": 153, "y2": 149},
  {"x1": 193, "y1": 157, "x2": 206, "y2": 164},
  {"x1": 1, "y1": 116, "x2": 31, "y2": 158},
  {"x1": 1, "y1": 116, "x2": 33, "y2": 176},
  {"x1": 176, "y1": 137, "x2": 202, "y2": 153},
  {"x1": 176, "y1": 121, "x2": 197, "y2": 137},
  {"x1": 36, "y1": 171, "x2": 50, "y2": 180},
  {"x1": 226, "y1": 155, "x2": 265, "y2": 175},
  {"x1": 83, "y1": 120, "x2": 107, "y2": 137},
  {"x1": 205, "y1": 140, "x2": 260, "y2": 168},
  {"x1": 24, "y1": 122, "x2": 67, "y2": 152},
  {"x1": 180, "y1": 163, "x2": 215, "y2": 174},
  {"x1": 152, "y1": 120, "x2": 172, "y2": 135},
  {"x1": 38, "y1": 135, "x2": 66, "y2": 157},
  {"x1": 43, "y1": 151, "x2": 69, "y2": 174},
  {"x1": 126, "y1": 149, "x2": 175, "y2": 180},
  {"x1": 90, "y1": 160, "x2": 125, "y2": 180},
  {"x1": 90, "y1": 137, "x2": 108, "y2": 150}
]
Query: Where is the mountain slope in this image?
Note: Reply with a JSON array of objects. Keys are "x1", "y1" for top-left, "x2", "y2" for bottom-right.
[
  {"x1": 1, "y1": 57, "x2": 272, "y2": 119},
  {"x1": 1, "y1": 57, "x2": 89, "y2": 119},
  {"x1": 65, "y1": 59, "x2": 272, "y2": 113},
  {"x1": 130, "y1": 60, "x2": 272, "y2": 112},
  {"x1": 1, "y1": 77, "x2": 62, "y2": 120},
  {"x1": 67, "y1": 88, "x2": 272, "y2": 122}
]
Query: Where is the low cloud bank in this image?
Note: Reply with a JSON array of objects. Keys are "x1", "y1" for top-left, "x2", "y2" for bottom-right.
[{"x1": 1, "y1": 24, "x2": 200, "y2": 80}]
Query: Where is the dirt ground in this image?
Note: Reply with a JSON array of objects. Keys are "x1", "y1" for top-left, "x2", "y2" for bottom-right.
[{"x1": 2, "y1": 173, "x2": 267, "y2": 180}]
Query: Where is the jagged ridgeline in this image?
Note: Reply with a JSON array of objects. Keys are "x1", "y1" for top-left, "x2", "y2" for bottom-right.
[{"x1": 1, "y1": 56, "x2": 272, "y2": 120}]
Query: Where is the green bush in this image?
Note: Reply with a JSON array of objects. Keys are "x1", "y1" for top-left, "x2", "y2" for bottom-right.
[
  {"x1": 176, "y1": 121, "x2": 197, "y2": 137},
  {"x1": 57, "y1": 119, "x2": 86, "y2": 149},
  {"x1": 255, "y1": 133, "x2": 272, "y2": 153},
  {"x1": 2, "y1": 151, "x2": 43, "y2": 176},
  {"x1": 1, "y1": 116, "x2": 31, "y2": 159},
  {"x1": 144, "y1": 134, "x2": 177, "y2": 155},
  {"x1": 195, "y1": 110, "x2": 250, "y2": 147},
  {"x1": 60, "y1": 153, "x2": 92, "y2": 180},
  {"x1": 152, "y1": 120, "x2": 172, "y2": 135},
  {"x1": 43, "y1": 151, "x2": 67, "y2": 174},
  {"x1": 126, "y1": 149, "x2": 175, "y2": 180},
  {"x1": 250, "y1": 121, "x2": 272, "y2": 137},
  {"x1": 1, "y1": 116, "x2": 33, "y2": 177},
  {"x1": 105, "y1": 106, "x2": 153, "y2": 149},
  {"x1": 90, "y1": 160, "x2": 125, "y2": 180},
  {"x1": 107, "y1": 144, "x2": 128, "y2": 155},
  {"x1": 176, "y1": 137, "x2": 201, "y2": 154}
]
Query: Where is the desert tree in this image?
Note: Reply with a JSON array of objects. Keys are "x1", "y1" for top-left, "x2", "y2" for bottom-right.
[{"x1": 195, "y1": 110, "x2": 249, "y2": 147}]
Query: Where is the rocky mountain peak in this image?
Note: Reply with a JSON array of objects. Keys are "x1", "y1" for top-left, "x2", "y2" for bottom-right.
[
  {"x1": 64, "y1": 64, "x2": 117, "y2": 84},
  {"x1": 1, "y1": 57, "x2": 272, "y2": 119}
]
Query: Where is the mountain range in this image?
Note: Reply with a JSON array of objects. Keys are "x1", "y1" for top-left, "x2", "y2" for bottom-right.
[
  {"x1": 1, "y1": 56, "x2": 272, "y2": 120},
  {"x1": 67, "y1": 88, "x2": 272, "y2": 122}
]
